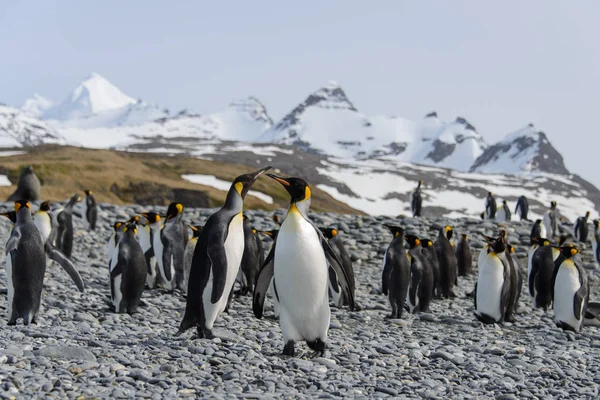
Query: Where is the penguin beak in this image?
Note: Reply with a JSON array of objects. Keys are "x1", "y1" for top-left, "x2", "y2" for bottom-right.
[
  {"x1": 251, "y1": 166, "x2": 273, "y2": 181},
  {"x1": 267, "y1": 174, "x2": 290, "y2": 187}
]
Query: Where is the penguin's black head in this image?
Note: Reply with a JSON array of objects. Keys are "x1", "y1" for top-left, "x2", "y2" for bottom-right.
[
  {"x1": 594, "y1": 220, "x2": 600, "y2": 229},
  {"x1": 498, "y1": 229, "x2": 507, "y2": 240},
  {"x1": 113, "y1": 221, "x2": 125, "y2": 232},
  {"x1": 444, "y1": 226, "x2": 453, "y2": 240},
  {"x1": 14, "y1": 200, "x2": 32, "y2": 214},
  {"x1": 422, "y1": 238, "x2": 434, "y2": 247},
  {"x1": 268, "y1": 174, "x2": 311, "y2": 204},
  {"x1": 558, "y1": 233, "x2": 573, "y2": 246},
  {"x1": 122, "y1": 222, "x2": 138, "y2": 236},
  {"x1": 165, "y1": 202, "x2": 184, "y2": 220},
  {"x1": 22, "y1": 166, "x2": 34, "y2": 175},
  {"x1": 189, "y1": 225, "x2": 203, "y2": 238},
  {"x1": 490, "y1": 235, "x2": 506, "y2": 254},
  {"x1": 40, "y1": 201, "x2": 51, "y2": 212},
  {"x1": 585, "y1": 211, "x2": 591, "y2": 219},
  {"x1": 480, "y1": 212, "x2": 485, "y2": 220},
  {"x1": 535, "y1": 219, "x2": 542, "y2": 225},
  {"x1": 383, "y1": 224, "x2": 404, "y2": 239},
  {"x1": 488, "y1": 192, "x2": 493, "y2": 196},
  {"x1": 84, "y1": 189, "x2": 93, "y2": 196},
  {"x1": 502, "y1": 200, "x2": 507, "y2": 205},
  {"x1": 261, "y1": 229, "x2": 279, "y2": 240},
  {"x1": 319, "y1": 227, "x2": 339, "y2": 239},
  {"x1": 232, "y1": 166, "x2": 272, "y2": 199},
  {"x1": 141, "y1": 212, "x2": 161, "y2": 224},
  {"x1": 481, "y1": 234, "x2": 495, "y2": 244},
  {"x1": 557, "y1": 245, "x2": 578, "y2": 259},
  {"x1": 0, "y1": 211, "x2": 16, "y2": 224},
  {"x1": 404, "y1": 234, "x2": 422, "y2": 249},
  {"x1": 507, "y1": 244, "x2": 516, "y2": 254},
  {"x1": 461, "y1": 234, "x2": 468, "y2": 240},
  {"x1": 550, "y1": 201, "x2": 557, "y2": 209}
]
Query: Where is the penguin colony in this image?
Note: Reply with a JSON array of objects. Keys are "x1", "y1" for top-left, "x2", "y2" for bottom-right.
[{"x1": 1, "y1": 167, "x2": 599, "y2": 359}]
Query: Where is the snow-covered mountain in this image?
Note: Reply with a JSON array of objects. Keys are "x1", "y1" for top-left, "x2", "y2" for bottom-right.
[
  {"x1": 21, "y1": 93, "x2": 53, "y2": 118},
  {"x1": 470, "y1": 123, "x2": 569, "y2": 175},
  {"x1": 259, "y1": 82, "x2": 488, "y2": 171},
  {"x1": 0, "y1": 104, "x2": 65, "y2": 147}
]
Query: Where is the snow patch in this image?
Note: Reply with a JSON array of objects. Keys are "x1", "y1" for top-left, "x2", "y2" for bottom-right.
[{"x1": 181, "y1": 174, "x2": 273, "y2": 204}]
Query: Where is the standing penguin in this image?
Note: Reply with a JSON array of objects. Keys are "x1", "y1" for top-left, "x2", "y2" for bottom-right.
[
  {"x1": 592, "y1": 220, "x2": 600, "y2": 264},
  {"x1": 5, "y1": 200, "x2": 84, "y2": 325},
  {"x1": 496, "y1": 200, "x2": 512, "y2": 222},
  {"x1": 551, "y1": 246, "x2": 589, "y2": 333},
  {"x1": 82, "y1": 190, "x2": 97, "y2": 231},
  {"x1": 527, "y1": 237, "x2": 550, "y2": 291},
  {"x1": 515, "y1": 196, "x2": 529, "y2": 221},
  {"x1": 543, "y1": 201, "x2": 560, "y2": 239},
  {"x1": 529, "y1": 241, "x2": 563, "y2": 310},
  {"x1": 507, "y1": 244, "x2": 523, "y2": 316},
  {"x1": 178, "y1": 166, "x2": 272, "y2": 339},
  {"x1": 107, "y1": 221, "x2": 127, "y2": 266},
  {"x1": 33, "y1": 201, "x2": 53, "y2": 244},
  {"x1": 7, "y1": 166, "x2": 41, "y2": 202},
  {"x1": 55, "y1": 194, "x2": 81, "y2": 259},
  {"x1": 474, "y1": 234, "x2": 511, "y2": 324},
  {"x1": 130, "y1": 215, "x2": 156, "y2": 289},
  {"x1": 573, "y1": 212, "x2": 590, "y2": 243},
  {"x1": 404, "y1": 234, "x2": 433, "y2": 314},
  {"x1": 235, "y1": 215, "x2": 264, "y2": 296},
  {"x1": 252, "y1": 174, "x2": 354, "y2": 356},
  {"x1": 140, "y1": 212, "x2": 163, "y2": 289},
  {"x1": 320, "y1": 227, "x2": 355, "y2": 308},
  {"x1": 410, "y1": 180, "x2": 423, "y2": 218},
  {"x1": 421, "y1": 238, "x2": 441, "y2": 298},
  {"x1": 109, "y1": 222, "x2": 147, "y2": 314},
  {"x1": 435, "y1": 226, "x2": 458, "y2": 298},
  {"x1": 154, "y1": 202, "x2": 188, "y2": 291},
  {"x1": 530, "y1": 219, "x2": 547, "y2": 240},
  {"x1": 183, "y1": 225, "x2": 204, "y2": 296},
  {"x1": 253, "y1": 229, "x2": 280, "y2": 319},
  {"x1": 455, "y1": 234, "x2": 473, "y2": 276},
  {"x1": 485, "y1": 192, "x2": 497, "y2": 220},
  {"x1": 381, "y1": 225, "x2": 410, "y2": 318}
]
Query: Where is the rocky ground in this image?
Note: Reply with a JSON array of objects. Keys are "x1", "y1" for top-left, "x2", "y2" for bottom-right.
[{"x1": 0, "y1": 201, "x2": 599, "y2": 399}]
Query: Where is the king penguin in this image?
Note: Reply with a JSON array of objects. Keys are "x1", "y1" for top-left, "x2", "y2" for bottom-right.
[
  {"x1": 496, "y1": 200, "x2": 511, "y2": 222},
  {"x1": 253, "y1": 229, "x2": 280, "y2": 319},
  {"x1": 485, "y1": 192, "x2": 497, "y2": 220},
  {"x1": 381, "y1": 225, "x2": 410, "y2": 318},
  {"x1": 421, "y1": 238, "x2": 441, "y2": 299},
  {"x1": 154, "y1": 202, "x2": 188, "y2": 291},
  {"x1": 82, "y1": 189, "x2": 98, "y2": 231},
  {"x1": 140, "y1": 212, "x2": 163, "y2": 289},
  {"x1": 109, "y1": 222, "x2": 146, "y2": 314},
  {"x1": 529, "y1": 239, "x2": 564, "y2": 310},
  {"x1": 573, "y1": 211, "x2": 590, "y2": 243},
  {"x1": 474, "y1": 234, "x2": 511, "y2": 324},
  {"x1": 410, "y1": 180, "x2": 423, "y2": 218},
  {"x1": 183, "y1": 225, "x2": 204, "y2": 296},
  {"x1": 252, "y1": 174, "x2": 354, "y2": 356},
  {"x1": 5, "y1": 200, "x2": 84, "y2": 325},
  {"x1": 235, "y1": 214, "x2": 264, "y2": 296},
  {"x1": 33, "y1": 201, "x2": 53, "y2": 244},
  {"x1": 507, "y1": 244, "x2": 523, "y2": 317},
  {"x1": 456, "y1": 233, "x2": 473, "y2": 276},
  {"x1": 543, "y1": 201, "x2": 560, "y2": 239},
  {"x1": 435, "y1": 226, "x2": 458, "y2": 298},
  {"x1": 55, "y1": 194, "x2": 81, "y2": 259},
  {"x1": 7, "y1": 166, "x2": 41, "y2": 202},
  {"x1": 404, "y1": 234, "x2": 433, "y2": 314},
  {"x1": 530, "y1": 219, "x2": 547, "y2": 240},
  {"x1": 107, "y1": 221, "x2": 126, "y2": 266},
  {"x1": 515, "y1": 196, "x2": 529, "y2": 221},
  {"x1": 320, "y1": 227, "x2": 355, "y2": 308},
  {"x1": 178, "y1": 166, "x2": 272, "y2": 339},
  {"x1": 551, "y1": 246, "x2": 589, "y2": 333}
]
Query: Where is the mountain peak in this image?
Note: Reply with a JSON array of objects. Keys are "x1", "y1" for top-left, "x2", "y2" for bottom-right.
[
  {"x1": 42, "y1": 73, "x2": 136, "y2": 121},
  {"x1": 22, "y1": 93, "x2": 53, "y2": 117},
  {"x1": 306, "y1": 81, "x2": 357, "y2": 112},
  {"x1": 228, "y1": 96, "x2": 273, "y2": 127}
]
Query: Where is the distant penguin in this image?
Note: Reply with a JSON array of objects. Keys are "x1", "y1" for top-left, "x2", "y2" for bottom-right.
[
  {"x1": 107, "y1": 221, "x2": 127, "y2": 266},
  {"x1": 410, "y1": 180, "x2": 423, "y2": 218},
  {"x1": 592, "y1": 220, "x2": 600, "y2": 264},
  {"x1": 141, "y1": 212, "x2": 163, "y2": 289},
  {"x1": 530, "y1": 219, "x2": 547, "y2": 240},
  {"x1": 109, "y1": 222, "x2": 147, "y2": 314},
  {"x1": 252, "y1": 173, "x2": 354, "y2": 356},
  {"x1": 33, "y1": 201, "x2": 53, "y2": 244},
  {"x1": 5, "y1": 200, "x2": 84, "y2": 325},
  {"x1": 474, "y1": 234, "x2": 511, "y2": 324},
  {"x1": 381, "y1": 225, "x2": 410, "y2": 319},
  {"x1": 254, "y1": 229, "x2": 280, "y2": 319},
  {"x1": 183, "y1": 225, "x2": 203, "y2": 295},
  {"x1": 573, "y1": 211, "x2": 590, "y2": 243},
  {"x1": 551, "y1": 246, "x2": 589, "y2": 333},
  {"x1": 543, "y1": 201, "x2": 560, "y2": 239},
  {"x1": 515, "y1": 196, "x2": 529, "y2": 221},
  {"x1": 178, "y1": 166, "x2": 272, "y2": 339},
  {"x1": 235, "y1": 215, "x2": 264, "y2": 296},
  {"x1": 320, "y1": 227, "x2": 355, "y2": 307},
  {"x1": 404, "y1": 234, "x2": 433, "y2": 314},
  {"x1": 82, "y1": 189, "x2": 98, "y2": 231},
  {"x1": 7, "y1": 166, "x2": 41, "y2": 202},
  {"x1": 485, "y1": 192, "x2": 497, "y2": 220},
  {"x1": 456, "y1": 234, "x2": 473, "y2": 276},
  {"x1": 55, "y1": 194, "x2": 81, "y2": 259},
  {"x1": 422, "y1": 238, "x2": 441, "y2": 299},
  {"x1": 154, "y1": 202, "x2": 188, "y2": 291},
  {"x1": 434, "y1": 226, "x2": 458, "y2": 298},
  {"x1": 496, "y1": 200, "x2": 511, "y2": 222},
  {"x1": 529, "y1": 240, "x2": 565, "y2": 310}
]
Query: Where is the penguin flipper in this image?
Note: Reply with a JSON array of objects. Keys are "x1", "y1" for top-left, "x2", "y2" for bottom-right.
[
  {"x1": 319, "y1": 230, "x2": 355, "y2": 311},
  {"x1": 252, "y1": 247, "x2": 275, "y2": 319},
  {"x1": 45, "y1": 243, "x2": 85, "y2": 292},
  {"x1": 529, "y1": 253, "x2": 539, "y2": 297},
  {"x1": 500, "y1": 258, "x2": 511, "y2": 323},
  {"x1": 6, "y1": 229, "x2": 22, "y2": 253},
  {"x1": 208, "y1": 239, "x2": 228, "y2": 305},
  {"x1": 573, "y1": 263, "x2": 589, "y2": 321}
]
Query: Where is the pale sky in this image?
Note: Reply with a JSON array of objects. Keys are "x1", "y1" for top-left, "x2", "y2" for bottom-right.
[{"x1": 1, "y1": 1, "x2": 599, "y2": 185}]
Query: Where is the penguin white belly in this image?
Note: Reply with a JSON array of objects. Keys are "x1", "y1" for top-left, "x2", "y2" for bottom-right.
[
  {"x1": 202, "y1": 213, "x2": 244, "y2": 329},
  {"x1": 6, "y1": 253, "x2": 14, "y2": 319},
  {"x1": 497, "y1": 209, "x2": 506, "y2": 222},
  {"x1": 554, "y1": 263, "x2": 583, "y2": 330},
  {"x1": 543, "y1": 213, "x2": 552, "y2": 237},
  {"x1": 406, "y1": 282, "x2": 419, "y2": 313},
  {"x1": 476, "y1": 253, "x2": 504, "y2": 322},
  {"x1": 107, "y1": 235, "x2": 117, "y2": 265},
  {"x1": 34, "y1": 213, "x2": 52, "y2": 243},
  {"x1": 275, "y1": 212, "x2": 329, "y2": 342},
  {"x1": 138, "y1": 225, "x2": 152, "y2": 254}
]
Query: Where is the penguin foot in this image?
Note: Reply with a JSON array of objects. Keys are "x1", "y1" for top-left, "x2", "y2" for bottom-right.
[
  {"x1": 7, "y1": 319, "x2": 16, "y2": 326},
  {"x1": 504, "y1": 314, "x2": 516, "y2": 323},
  {"x1": 282, "y1": 340, "x2": 295, "y2": 357},
  {"x1": 306, "y1": 339, "x2": 326, "y2": 358},
  {"x1": 196, "y1": 327, "x2": 214, "y2": 339}
]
